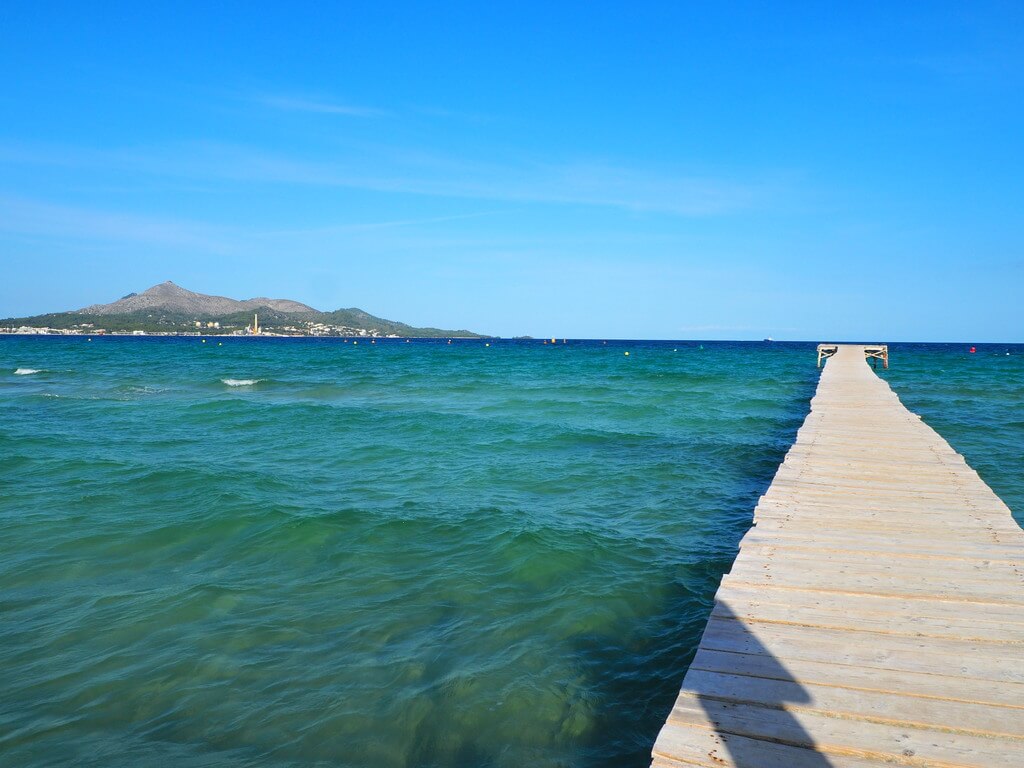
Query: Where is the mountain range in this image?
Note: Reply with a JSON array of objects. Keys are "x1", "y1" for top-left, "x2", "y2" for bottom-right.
[
  {"x1": 3, "y1": 281, "x2": 485, "y2": 337},
  {"x1": 80, "y1": 281, "x2": 319, "y2": 317}
]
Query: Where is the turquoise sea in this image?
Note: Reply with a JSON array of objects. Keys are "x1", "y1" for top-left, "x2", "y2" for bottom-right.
[{"x1": 1, "y1": 337, "x2": 1021, "y2": 767}]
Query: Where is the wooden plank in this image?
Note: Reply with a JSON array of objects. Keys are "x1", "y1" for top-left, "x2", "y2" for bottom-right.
[
  {"x1": 697, "y1": 616, "x2": 1024, "y2": 683},
  {"x1": 680, "y1": 669, "x2": 1024, "y2": 738},
  {"x1": 739, "y1": 525, "x2": 1023, "y2": 550},
  {"x1": 666, "y1": 694, "x2": 1022, "y2": 767},
  {"x1": 744, "y1": 518, "x2": 1021, "y2": 539},
  {"x1": 755, "y1": 494, "x2": 1012, "y2": 513},
  {"x1": 721, "y1": 568, "x2": 1024, "y2": 605},
  {"x1": 736, "y1": 540, "x2": 1023, "y2": 566},
  {"x1": 652, "y1": 722, "x2": 892, "y2": 767},
  {"x1": 713, "y1": 587, "x2": 1024, "y2": 642},
  {"x1": 689, "y1": 648, "x2": 1024, "y2": 709},
  {"x1": 732, "y1": 546, "x2": 1024, "y2": 573},
  {"x1": 726, "y1": 556, "x2": 1024, "y2": 591},
  {"x1": 745, "y1": 517, "x2": 1021, "y2": 542}
]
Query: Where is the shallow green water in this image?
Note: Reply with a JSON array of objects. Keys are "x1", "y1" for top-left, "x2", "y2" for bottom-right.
[{"x1": 0, "y1": 338, "x2": 1019, "y2": 767}]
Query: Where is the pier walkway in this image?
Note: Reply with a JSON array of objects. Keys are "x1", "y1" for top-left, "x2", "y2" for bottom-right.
[{"x1": 650, "y1": 345, "x2": 1024, "y2": 767}]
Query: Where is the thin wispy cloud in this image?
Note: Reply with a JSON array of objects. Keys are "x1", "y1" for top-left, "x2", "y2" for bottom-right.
[
  {"x1": 0, "y1": 139, "x2": 788, "y2": 217},
  {"x1": 261, "y1": 210, "x2": 504, "y2": 238},
  {"x1": 256, "y1": 94, "x2": 386, "y2": 117},
  {"x1": 0, "y1": 195, "x2": 234, "y2": 253},
  {"x1": 0, "y1": 194, "x2": 506, "y2": 255}
]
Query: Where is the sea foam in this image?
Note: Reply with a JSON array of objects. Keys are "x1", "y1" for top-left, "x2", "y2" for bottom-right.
[
  {"x1": 222, "y1": 378, "x2": 261, "y2": 387},
  {"x1": 14, "y1": 368, "x2": 41, "y2": 375}
]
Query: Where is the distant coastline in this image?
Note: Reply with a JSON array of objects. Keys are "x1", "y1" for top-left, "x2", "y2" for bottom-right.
[
  {"x1": 0, "y1": 281, "x2": 487, "y2": 339},
  {"x1": 0, "y1": 329, "x2": 486, "y2": 339}
]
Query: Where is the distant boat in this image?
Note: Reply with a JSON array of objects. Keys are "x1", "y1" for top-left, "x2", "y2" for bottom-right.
[{"x1": 764, "y1": 337, "x2": 774, "y2": 342}]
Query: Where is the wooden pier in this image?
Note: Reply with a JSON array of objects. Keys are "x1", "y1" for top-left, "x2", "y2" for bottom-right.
[
  {"x1": 817, "y1": 343, "x2": 888, "y2": 369},
  {"x1": 650, "y1": 344, "x2": 1024, "y2": 767}
]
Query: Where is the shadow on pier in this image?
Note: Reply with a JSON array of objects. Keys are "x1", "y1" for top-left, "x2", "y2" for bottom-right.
[{"x1": 669, "y1": 601, "x2": 833, "y2": 767}]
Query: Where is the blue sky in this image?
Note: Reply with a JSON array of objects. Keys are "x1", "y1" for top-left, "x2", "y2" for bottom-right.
[{"x1": 1, "y1": 2, "x2": 1022, "y2": 340}]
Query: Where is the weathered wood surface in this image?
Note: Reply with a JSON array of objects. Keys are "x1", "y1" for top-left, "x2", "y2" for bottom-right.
[{"x1": 650, "y1": 344, "x2": 1024, "y2": 767}]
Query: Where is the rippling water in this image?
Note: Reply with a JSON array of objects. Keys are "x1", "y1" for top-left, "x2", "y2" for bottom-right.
[{"x1": 1, "y1": 337, "x2": 1019, "y2": 767}]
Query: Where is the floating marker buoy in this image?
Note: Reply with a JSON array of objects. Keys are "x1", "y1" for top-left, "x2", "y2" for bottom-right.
[
  {"x1": 202, "y1": 339, "x2": 206, "y2": 343},
  {"x1": 485, "y1": 343, "x2": 490, "y2": 347},
  {"x1": 87, "y1": 338, "x2": 92, "y2": 342},
  {"x1": 970, "y1": 347, "x2": 976, "y2": 353},
  {"x1": 218, "y1": 342, "x2": 222, "y2": 346},
  {"x1": 353, "y1": 341, "x2": 358, "y2": 345},
  {"x1": 624, "y1": 351, "x2": 630, "y2": 356},
  {"x1": 674, "y1": 348, "x2": 678, "y2": 352}
]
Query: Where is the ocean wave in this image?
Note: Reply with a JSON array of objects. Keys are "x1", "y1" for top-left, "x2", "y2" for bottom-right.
[
  {"x1": 14, "y1": 368, "x2": 41, "y2": 375},
  {"x1": 222, "y1": 378, "x2": 261, "y2": 387},
  {"x1": 120, "y1": 384, "x2": 165, "y2": 395}
]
